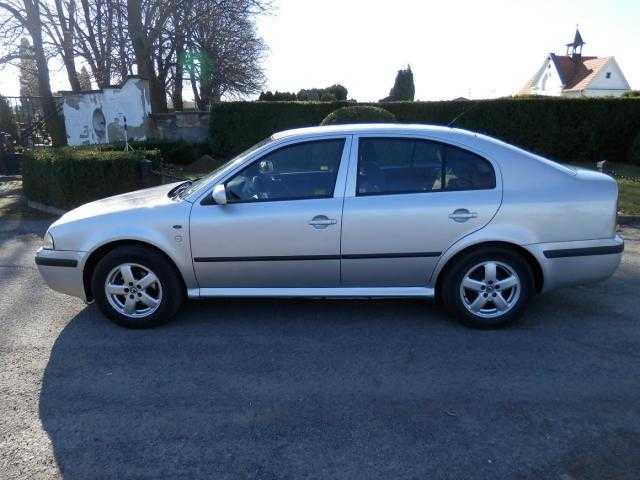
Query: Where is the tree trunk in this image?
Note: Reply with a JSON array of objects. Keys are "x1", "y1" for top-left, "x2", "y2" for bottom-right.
[
  {"x1": 171, "y1": 6, "x2": 184, "y2": 110},
  {"x1": 25, "y1": 1, "x2": 67, "y2": 146},
  {"x1": 126, "y1": 0, "x2": 167, "y2": 113},
  {"x1": 62, "y1": 52, "x2": 81, "y2": 91}
]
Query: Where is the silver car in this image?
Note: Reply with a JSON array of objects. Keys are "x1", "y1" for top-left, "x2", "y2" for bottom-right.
[{"x1": 35, "y1": 124, "x2": 624, "y2": 329}]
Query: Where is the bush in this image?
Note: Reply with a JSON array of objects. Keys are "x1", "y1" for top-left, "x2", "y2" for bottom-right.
[
  {"x1": 77, "y1": 140, "x2": 210, "y2": 166},
  {"x1": 258, "y1": 91, "x2": 297, "y2": 101},
  {"x1": 209, "y1": 98, "x2": 640, "y2": 164},
  {"x1": 321, "y1": 106, "x2": 397, "y2": 126},
  {"x1": 22, "y1": 147, "x2": 161, "y2": 209},
  {"x1": 630, "y1": 133, "x2": 640, "y2": 165},
  {"x1": 319, "y1": 92, "x2": 337, "y2": 102}
]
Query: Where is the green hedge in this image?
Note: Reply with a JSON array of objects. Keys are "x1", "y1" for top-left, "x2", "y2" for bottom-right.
[
  {"x1": 321, "y1": 106, "x2": 396, "y2": 125},
  {"x1": 74, "y1": 140, "x2": 210, "y2": 166},
  {"x1": 210, "y1": 98, "x2": 640, "y2": 163},
  {"x1": 631, "y1": 133, "x2": 640, "y2": 165},
  {"x1": 210, "y1": 101, "x2": 350, "y2": 157},
  {"x1": 23, "y1": 147, "x2": 161, "y2": 210}
]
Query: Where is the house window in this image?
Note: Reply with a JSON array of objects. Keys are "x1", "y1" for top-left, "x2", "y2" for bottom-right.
[{"x1": 606, "y1": 72, "x2": 612, "y2": 79}]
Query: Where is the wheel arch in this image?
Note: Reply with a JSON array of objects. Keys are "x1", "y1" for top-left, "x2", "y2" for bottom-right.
[
  {"x1": 434, "y1": 241, "x2": 544, "y2": 299},
  {"x1": 82, "y1": 239, "x2": 187, "y2": 301}
]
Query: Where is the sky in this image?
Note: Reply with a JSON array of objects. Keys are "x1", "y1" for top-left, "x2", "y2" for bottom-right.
[{"x1": 1, "y1": 0, "x2": 639, "y2": 101}]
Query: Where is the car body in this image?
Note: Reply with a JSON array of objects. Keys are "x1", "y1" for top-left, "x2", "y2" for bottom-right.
[{"x1": 35, "y1": 124, "x2": 624, "y2": 328}]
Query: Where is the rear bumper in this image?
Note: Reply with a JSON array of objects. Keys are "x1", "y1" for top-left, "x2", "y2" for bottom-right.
[
  {"x1": 526, "y1": 235, "x2": 624, "y2": 292},
  {"x1": 35, "y1": 247, "x2": 87, "y2": 301}
]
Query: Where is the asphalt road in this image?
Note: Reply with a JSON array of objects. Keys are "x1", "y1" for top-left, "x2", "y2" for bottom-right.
[{"x1": 1, "y1": 218, "x2": 640, "y2": 480}]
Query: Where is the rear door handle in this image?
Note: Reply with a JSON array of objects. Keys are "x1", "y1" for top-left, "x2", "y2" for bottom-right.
[
  {"x1": 308, "y1": 215, "x2": 337, "y2": 229},
  {"x1": 449, "y1": 208, "x2": 478, "y2": 223}
]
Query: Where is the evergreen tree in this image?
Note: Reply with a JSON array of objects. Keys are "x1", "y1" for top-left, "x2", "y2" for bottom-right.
[
  {"x1": 19, "y1": 39, "x2": 40, "y2": 98},
  {"x1": 381, "y1": 65, "x2": 415, "y2": 101},
  {"x1": 78, "y1": 66, "x2": 93, "y2": 90},
  {"x1": 0, "y1": 96, "x2": 19, "y2": 140}
]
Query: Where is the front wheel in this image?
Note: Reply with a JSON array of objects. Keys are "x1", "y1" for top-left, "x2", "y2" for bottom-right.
[
  {"x1": 441, "y1": 248, "x2": 534, "y2": 329},
  {"x1": 92, "y1": 246, "x2": 184, "y2": 328}
]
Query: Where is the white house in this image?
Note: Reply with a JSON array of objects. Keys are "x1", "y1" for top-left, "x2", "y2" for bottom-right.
[{"x1": 519, "y1": 29, "x2": 631, "y2": 98}]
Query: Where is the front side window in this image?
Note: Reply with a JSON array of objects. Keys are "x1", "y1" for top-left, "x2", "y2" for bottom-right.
[
  {"x1": 226, "y1": 138, "x2": 345, "y2": 203},
  {"x1": 356, "y1": 138, "x2": 495, "y2": 196}
]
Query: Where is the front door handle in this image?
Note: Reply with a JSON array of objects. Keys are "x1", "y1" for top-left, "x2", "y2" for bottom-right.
[
  {"x1": 308, "y1": 215, "x2": 337, "y2": 229},
  {"x1": 449, "y1": 208, "x2": 478, "y2": 223}
]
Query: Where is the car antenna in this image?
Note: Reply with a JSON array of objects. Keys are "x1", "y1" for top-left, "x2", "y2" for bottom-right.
[{"x1": 447, "y1": 100, "x2": 482, "y2": 128}]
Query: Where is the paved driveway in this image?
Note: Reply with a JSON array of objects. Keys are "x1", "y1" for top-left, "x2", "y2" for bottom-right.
[{"x1": 1, "y1": 218, "x2": 639, "y2": 480}]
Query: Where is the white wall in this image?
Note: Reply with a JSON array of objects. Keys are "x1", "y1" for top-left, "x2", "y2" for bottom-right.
[
  {"x1": 530, "y1": 57, "x2": 564, "y2": 96},
  {"x1": 61, "y1": 78, "x2": 152, "y2": 146}
]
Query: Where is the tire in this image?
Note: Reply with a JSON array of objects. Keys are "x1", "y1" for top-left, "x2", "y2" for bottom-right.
[
  {"x1": 441, "y1": 247, "x2": 534, "y2": 329},
  {"x1": 92, "y1": 246, "x2": 185, "y2": 328}
]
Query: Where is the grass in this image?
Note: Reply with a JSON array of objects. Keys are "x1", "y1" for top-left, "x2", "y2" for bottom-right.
[
  {"x1": 618, "y1": 179, "x2": 640, "y2": 215},
  {"x1": 570, "y1": 162, "x2": 640, "y2": 215}
]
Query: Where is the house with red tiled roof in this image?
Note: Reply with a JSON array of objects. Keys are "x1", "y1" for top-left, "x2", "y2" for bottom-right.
[{"x1": 519, "y1": 29, "x2": 631, "y2": 98}]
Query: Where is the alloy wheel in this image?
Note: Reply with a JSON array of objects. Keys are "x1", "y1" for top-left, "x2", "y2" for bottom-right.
[
  {"x1": 459, "y1": 261, "x2": 521, "y2": 319},
  {"x1": 105, "y1": 263, "x2": 163, "y2": 319}
]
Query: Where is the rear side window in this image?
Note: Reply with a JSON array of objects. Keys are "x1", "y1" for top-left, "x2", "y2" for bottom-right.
[
  {"x1": 356, "y1": 138, "x2": 495, "y2": 196},
  {"x1": 444, "y1": 146, "x2": 496, "y2": 191}
]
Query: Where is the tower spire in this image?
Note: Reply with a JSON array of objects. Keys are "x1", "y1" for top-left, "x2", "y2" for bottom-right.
[{"x1": 566, "y1": 26, "x2": 585, "y2": 60}]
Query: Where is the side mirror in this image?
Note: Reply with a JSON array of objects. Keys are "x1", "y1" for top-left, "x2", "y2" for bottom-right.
[{"x1": 211, "y1": 184, "x2": 227, "y2": 205}]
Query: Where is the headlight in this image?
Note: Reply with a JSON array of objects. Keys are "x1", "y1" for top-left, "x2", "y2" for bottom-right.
[{"x1": 43, "y1": 232, "x2": 55, "y2": 250}]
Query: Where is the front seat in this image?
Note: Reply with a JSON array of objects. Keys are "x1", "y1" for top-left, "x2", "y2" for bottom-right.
[{"x1": 358, "y1": 143, "x2": 385, "y2": 194}]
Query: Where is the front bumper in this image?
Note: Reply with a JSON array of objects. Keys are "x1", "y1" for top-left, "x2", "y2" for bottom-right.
[
  {"x1": 35, "y1": 247, "x2": 88, "y2": 301},
  {"x1": 526, "y1": 235, "x2": 624, "y2": 292}
]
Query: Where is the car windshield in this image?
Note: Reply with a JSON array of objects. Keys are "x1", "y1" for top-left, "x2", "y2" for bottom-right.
[{"x1": 178, "y1": 136, "x2": 275, "y2": 198}]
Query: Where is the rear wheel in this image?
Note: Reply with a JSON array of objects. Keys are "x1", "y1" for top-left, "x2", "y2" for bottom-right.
[
  {"x1": 441, "y1": 248, "x2": 534, "y2": 329},
  {"x1": 92, "y1": 246, "x2": 184, "y2": 328}
]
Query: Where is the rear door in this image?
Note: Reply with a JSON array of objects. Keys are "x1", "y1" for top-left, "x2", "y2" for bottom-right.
[
  {"x1": 190, "y1": 136, "x2": 351, "y2": 288},
  {"x1": 340, "y1": 135, "x2": 501, "y2": 287}
]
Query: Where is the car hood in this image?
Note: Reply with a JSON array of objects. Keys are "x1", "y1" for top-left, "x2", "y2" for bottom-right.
[{"x1": 53, "y1": 182, "x2": 184, "y2": 226}]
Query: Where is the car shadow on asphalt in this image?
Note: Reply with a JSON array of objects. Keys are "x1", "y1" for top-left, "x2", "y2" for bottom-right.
[{"x1": 38, "y1": 295, "x2": 640, "y2": 479}]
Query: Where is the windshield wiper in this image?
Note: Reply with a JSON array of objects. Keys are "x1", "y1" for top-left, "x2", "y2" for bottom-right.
[{"x1": 168, "y1": 180, "x2": 193, "y2": 199}]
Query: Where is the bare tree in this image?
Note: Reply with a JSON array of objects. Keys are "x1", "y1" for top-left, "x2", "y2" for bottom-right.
[
  {"x1": 74, "y1": 0, "x2": 130, "y2": 87},
  {"x1": 186, "y1": 0, "x2": 267, "y2": 110},
  {"x1": 126, "y1": 0, "x2": 174, "y2": 112},
  {"x1": 0, "y1": 0, "x2": 67, "y2": 145},
  {"x1": 40, "y1": 0, "x2": 81, "y2": 91}
]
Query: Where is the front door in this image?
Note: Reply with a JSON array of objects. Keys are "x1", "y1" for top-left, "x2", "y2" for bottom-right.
[
  {"x1": 190, "y1": 137, "x2": 351, "y2": 288},
  {"x1": 340, "y1": 136, "x2": 501, "y2": 287}
]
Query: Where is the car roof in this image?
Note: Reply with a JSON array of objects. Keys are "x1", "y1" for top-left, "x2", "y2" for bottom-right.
[{"x1": 271, "y1": 123, "x2": 478, "y2": 140}]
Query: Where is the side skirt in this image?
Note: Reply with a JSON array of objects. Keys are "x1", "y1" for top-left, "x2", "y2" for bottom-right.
[{"x1": 188, "y1": 287, "x2": 435, "y2": 299}]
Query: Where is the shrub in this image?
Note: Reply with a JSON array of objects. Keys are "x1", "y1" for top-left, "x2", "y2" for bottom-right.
[
  {"x1": 297, "y1": 84, "x2": 349, "y2": 102},
  {"x1": 209, "y1": 98, "x2": 640, "y2": 164},
  {"x1": 22, "y1": 147, "x2": 161, "y2": 209},
  {"x1": 320, "y1": 92, "x2": 337, "y2": 102},
  {"x1": 622, "y1": 90, "x2": 640, "y2": 98},
  {"x1": 630, "y1": 133, "x2": 640, "y2": 165},
  {"x1": 258, "y1": 91, "x2": 297, "y2": 101},
  {"x1": 74, "y1": 140, "x2": 210, "y2": 165},
  {"x1": 321, "y1": 106, "x2": 397, "y2": 126}
]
